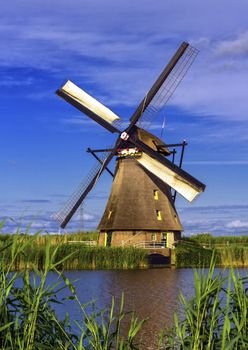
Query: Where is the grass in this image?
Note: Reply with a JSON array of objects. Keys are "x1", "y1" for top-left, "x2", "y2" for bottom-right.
[
  {"x1": 0, "y1": 231, "x2": 99, "y2": 245},
  {"x1": 175, "y1": 237, "x2": 248, "y2": 268},
  {"x1": 0, "y1": 221, "x2": 247, "y2": 349},
  {"x1": 160, "y1": 256, "x2": 248, "y2": 350},
  {"x1": 1, "y1": 243, "x2": 148, "y2": 270},
  {"x1": 217, "y1": 246, "x2": 248, "y2": 267},
  {"x1": 187, "y1": 233, "x2": 248, "y2": 247},
  {"x1": 174, "y1": 241, "x2": 214, "y2": 267},
  {"x1": 0, "y1": 220, "x2": 144, "y2": 349},
  {"x1": 0, "y1": 225, "x2": 148, "y2": 270}
]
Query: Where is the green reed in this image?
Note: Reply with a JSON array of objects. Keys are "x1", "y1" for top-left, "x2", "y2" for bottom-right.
[
  {"x1": 54, "y1": 244, "x2": 148, "y2": 270},
  {"x1": 216, "y1": 246, "x2": 248, "y2": 267},
  {"x1": 175, "y1": 240, "x2": 248, "y2": 268},
  {"x1": 188, "y1": 233, "x2": 248, "y2": 247},
  {"x1": 1, "y1": 241, "x2": 148, "y2": 271},
  {"x1": 0, "y1": 220, "x2": 144, "y2": 349},
  {"x1": 160, "y1": 257, "x2": 248, "y2": 350},
  {"x1": 174, "y1": 242, "x2": 214, "y2": 268}
]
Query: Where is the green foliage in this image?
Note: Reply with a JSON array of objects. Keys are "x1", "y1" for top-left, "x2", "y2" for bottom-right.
[
  {"x1": 160, "y1": 257, "x2": 248, "y2": 350},
  {"x1": 0, "y1": 230, "x2": 148, "y2": 270},
  {"x1": 54, "y1": 244, "x2": 148, "y2": 270},
  {"x1": 174, "y1": 242, "x2": 214, "y2": 268},
  {"x1": 188, "y1": 233, "x2": 248, "y2": 246},
  {"x1": 1, "y1": 243, "x2": 148, "y2": 270},
  {"x1": 0, "y1": 221, "x2": 144, "y2": 349},
  {"x1": 216, "y1": 246, "x2": 248, "y2": 267},
  {"x1": 175, "y1": 240, "x2": 248, "y2": 268}
]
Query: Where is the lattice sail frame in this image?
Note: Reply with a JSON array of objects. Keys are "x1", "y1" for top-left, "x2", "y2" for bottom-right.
[
  {"x1": 53, "y1": 150, "x2": 112, "y2": 226},
  {"x1": 138, "y1": 45, "x2": 198, "y2": 128}
]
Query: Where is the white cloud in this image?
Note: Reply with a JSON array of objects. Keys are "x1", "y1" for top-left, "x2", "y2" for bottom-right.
[
  {"x1": 215, "y1": 32, "x2": 248, "y2": 57},
  {"x1": 226, "y1": 220, "x2": 248, "y2": 229},
  {"x1": 185, "y1": 160, "x2": 248, "y2": 165}
]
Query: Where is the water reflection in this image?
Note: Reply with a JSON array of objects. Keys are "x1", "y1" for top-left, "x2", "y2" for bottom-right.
[{"x1": 52, "y1": 268, "x2": 247, "y2": 349}]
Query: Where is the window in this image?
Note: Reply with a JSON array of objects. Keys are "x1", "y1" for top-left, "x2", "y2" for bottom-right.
[
  {"x1": 156, "y1": 210, "x2": 162, "y2": 221},
  {"x1": 152, "y1": 233, "x2": 157, "y2": 241},
  {"x1": 154, "y1": 190, "x2": 159, "y2": 200},
  {"x1": 107, "y1": 210, "x2": 112, "y2": 219}
]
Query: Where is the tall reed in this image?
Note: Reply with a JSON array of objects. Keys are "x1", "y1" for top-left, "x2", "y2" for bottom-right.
[
  {"x1": 216, "y1": 246, "x2": 248, "y2": 267},
  {"x1": 160, "y1": 256, "x2": 248, "y2": 350},
  {"x1": 0, "y1": 220, "x2": 144, "y2": 349},
  {"x1": 175, "y1": 241, "x2": 248, "y2": 268},
  {"x1": 188, "y1": 233, "x2": 248, "y2": 247}
]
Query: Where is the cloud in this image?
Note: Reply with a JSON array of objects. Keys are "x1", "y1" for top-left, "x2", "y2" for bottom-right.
[
  {"x1": 1, "y1": 202, "x2": 248, "y2": 236},
  {"x1": 215, "y1": 32, "x2": 248, "y2": 57},
  {"x1": 179, "y1": 204, "x2": 248, "y2": 236},
  {"x1": 18, "y1": 199, "x2": 51, "y2": 204},
  {"x1": 0, "y1": 206, "x2": 99, "y2": 234},
  {"x1": 185, "y1": 160, "x2": 248, "y2": 165},
  {"x1": 226, "y1": 220, "x2": 248, "y2": 229},
  {"x1": 61, "y1": 116, "x2": 96, "y2": 127}
]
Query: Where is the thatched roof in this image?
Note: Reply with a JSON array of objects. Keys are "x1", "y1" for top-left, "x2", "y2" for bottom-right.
[{"x1": 98, "y1": 158, "x2": 182, "y2": 231}]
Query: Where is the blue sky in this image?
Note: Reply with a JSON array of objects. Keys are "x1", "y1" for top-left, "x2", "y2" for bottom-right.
[{"x1": 1, "y1": 0, "x2": 248, "y2": 236}]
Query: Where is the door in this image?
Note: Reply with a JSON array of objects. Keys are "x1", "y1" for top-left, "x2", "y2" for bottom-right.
[{"x1": 106, "y1": 231, "x2": 112, "y2": 247}]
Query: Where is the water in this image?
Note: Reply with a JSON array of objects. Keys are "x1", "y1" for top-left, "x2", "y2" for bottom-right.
[{"x1": 48, "y1": 268, "x2": 247, "y2": 348}]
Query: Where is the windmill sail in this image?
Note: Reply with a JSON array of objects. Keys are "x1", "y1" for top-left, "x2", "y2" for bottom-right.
[
  {"x1": 137, "y1": 152, "x2": 204, "y2": 202},
  {"x1": 56, "y1": 80, "x2": 122, "y2": 133},
  {"x1": 54, "y1": 150, "x2": 114, "y2": 228},
  {"x1": 129, "y1": 43, "x2": 198, "y2": 129}
]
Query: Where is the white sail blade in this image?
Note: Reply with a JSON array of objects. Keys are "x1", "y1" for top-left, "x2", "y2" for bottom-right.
[
  {"x1": 57, "y1": 80, "x2": 121, "y2": 130},
  {"x1": 137, "y1": 153, "x2": 202, "y2": 202}
]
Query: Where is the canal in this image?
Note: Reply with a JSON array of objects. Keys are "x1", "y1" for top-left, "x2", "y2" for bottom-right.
[{"x1": 50, "y1": 267, "x2": 247, "y2": 348}]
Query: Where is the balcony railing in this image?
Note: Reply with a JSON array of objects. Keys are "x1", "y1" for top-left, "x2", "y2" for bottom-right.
[{"x1": 132, "y1": 241, "x2": 168, "y2": 249}]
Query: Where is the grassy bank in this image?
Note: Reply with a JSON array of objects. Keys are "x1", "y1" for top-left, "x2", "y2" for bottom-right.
[
  {"x1": 0, "y1": 231, "x2": 99, "y2": 245},
  {"x1": 0, "y1": 236, "x2": 148, "y2": 270},
  {"x1": 189, "y1": 233, "x2": 248, "y2": 247},
  {"x1": 174, "y1": 239, "x2": 248, "y2": 268},
  {"x1": 1, "y1": 224, "x2": 248, "y2": 268}
]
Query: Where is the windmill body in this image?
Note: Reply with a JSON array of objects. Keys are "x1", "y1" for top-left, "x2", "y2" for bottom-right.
[
  {"x1": 54, "y1": 42, "x2": 206, "y2": 248},
  {"x1": 98, "y1": 130, "x2": 182, "y2": 247},
  {"x1": 98, "y1": 157, "x2": 182, "y2": 247}
]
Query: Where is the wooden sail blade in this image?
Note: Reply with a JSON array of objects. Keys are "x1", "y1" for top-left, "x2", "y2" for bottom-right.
[
  {"x1": 54, "y1": 150, "x2": 115, "y2": 228},
  {"x1": 128, "y1": 42, "x2": 198, "y2": 129},
  {"x1": 137, "y1": 152, "x2": 204, "y2": 202},
  {"x1": 56, "y1": 80, "x2": 122, "y2": 133}
]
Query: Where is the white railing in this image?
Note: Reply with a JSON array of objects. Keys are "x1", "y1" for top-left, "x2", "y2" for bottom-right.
[
  {"x1": 67, "y1": 240, "x2": 97, "y2": 246},
  {"x1": 132, "y1": 241, "x2": 167, "y2": 249}
]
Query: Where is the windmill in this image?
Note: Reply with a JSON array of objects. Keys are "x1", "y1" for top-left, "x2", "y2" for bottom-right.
[{"x1": 55, "y1": 42, "x2": 206, "y2": 248}]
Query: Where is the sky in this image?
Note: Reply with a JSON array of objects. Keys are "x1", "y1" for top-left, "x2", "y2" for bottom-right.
[{"x1": 1, "y1": 0, "x2": 248, "y2": 236}]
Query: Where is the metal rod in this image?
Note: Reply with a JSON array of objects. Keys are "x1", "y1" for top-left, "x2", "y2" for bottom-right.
[
  {"x1": 174, "y1": 140, "x2": 187, "y2": 203},
  {"x1": 87, "y1": 148, "x2": 114, "y2": 177},
  {"x1": 172, "y1": 148, "x2": 176, "y2": 164},
  {"x1": 165, "y1": 142, "x2": 188, "y2": 148},
  {"x1": 179, "y1": 140, "x2": 187, "y2": 168},
  {"x1": 87, "y1": 148, "x2": 115, "y2": 153}
]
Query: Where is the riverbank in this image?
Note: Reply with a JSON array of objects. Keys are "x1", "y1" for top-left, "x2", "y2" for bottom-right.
[
  {"x1": 1, "y1": 231, "x2": 248, "y2": 269},
  {"x1": 174, "y1": 242, "x2": 248, "y2": 267}
]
